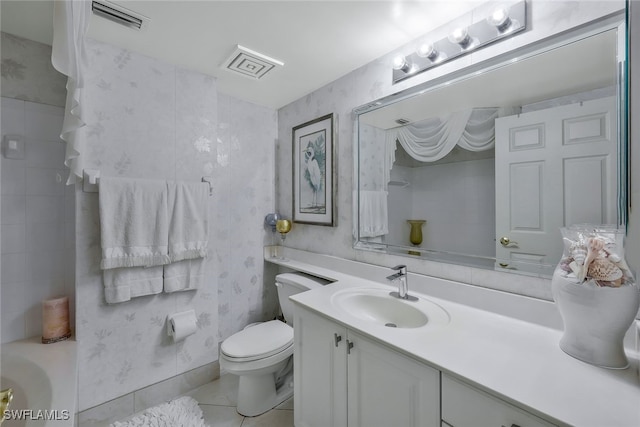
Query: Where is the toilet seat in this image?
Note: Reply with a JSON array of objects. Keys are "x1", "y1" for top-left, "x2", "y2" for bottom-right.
[{"x1": 221, "y1": 320, "x2": 293, "y2": 362}]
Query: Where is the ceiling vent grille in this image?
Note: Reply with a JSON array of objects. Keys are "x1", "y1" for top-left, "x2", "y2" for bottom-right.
[
  {"x1": 222, "y1": 45, "x2": 284, "y2": 80},
  {"x1": 92, "y1": 1, "x2": 148, "y2": 30}
]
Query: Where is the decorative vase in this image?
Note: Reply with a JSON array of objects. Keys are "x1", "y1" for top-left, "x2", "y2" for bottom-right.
[
  {"x1": 407, "y1": 220, "x2": 426, "y2": 256},
  {"x1": 407, "y1": 220, "x2": 426, "y2": 245},
  {"x1": 552, "y1": 225, "x2": 639, "y2": 369}
]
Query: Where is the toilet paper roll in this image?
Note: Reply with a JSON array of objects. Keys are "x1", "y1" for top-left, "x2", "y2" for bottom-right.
[{"x1": 167, "y1": 309, "x2": 198, "y2": 342}]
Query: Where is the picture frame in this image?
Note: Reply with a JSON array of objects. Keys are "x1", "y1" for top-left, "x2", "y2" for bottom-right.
[{"x1": 292, "y1": 113, "x2": 336, "y2": 226}]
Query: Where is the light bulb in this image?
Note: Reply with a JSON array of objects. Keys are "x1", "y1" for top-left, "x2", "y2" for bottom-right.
[
  {"x1": 487, "y1": 8, "x2": 512, "y2": 32},
  {"x1": 416, "y1": 43, "x2": 438, "y2": 61},
  {"x1": 392, "y1": 54, "x2": 410, "y2": 72},
  {"x1": 448, "y1": 27, "x2": 471, "y2": 47}
]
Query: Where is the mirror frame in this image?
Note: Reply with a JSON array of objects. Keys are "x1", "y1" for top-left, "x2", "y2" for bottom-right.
[{"x1": 353, "y1": 12, "x2": 629, "y2": 278}]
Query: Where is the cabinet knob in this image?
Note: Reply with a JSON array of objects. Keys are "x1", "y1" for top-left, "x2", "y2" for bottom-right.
[{"x1": 334, "y1": 333, "x2": 342, "y2": 347}]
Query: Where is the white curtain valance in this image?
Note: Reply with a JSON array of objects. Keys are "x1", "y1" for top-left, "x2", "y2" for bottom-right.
[
  {"x1": 51, "y1": 0, "x2": 91, "y2": 185},
  {"x1": 384, "y1": 107, "x2": 514, "y2": 187}
]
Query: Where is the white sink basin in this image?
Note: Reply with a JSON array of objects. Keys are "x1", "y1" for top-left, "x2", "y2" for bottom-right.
[{"x1": 330, "y1": 288, "x2": 450, "y2": 329}]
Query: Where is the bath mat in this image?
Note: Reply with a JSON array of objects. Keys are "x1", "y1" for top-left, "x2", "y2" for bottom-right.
[{"x1": 110, "y1": 396, "x2": 209, "y2": 427}]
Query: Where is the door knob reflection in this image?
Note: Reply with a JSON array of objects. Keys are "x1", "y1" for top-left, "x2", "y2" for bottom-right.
[{"x1": 499, "y1": 236, "x2": 519, "y2": 247}]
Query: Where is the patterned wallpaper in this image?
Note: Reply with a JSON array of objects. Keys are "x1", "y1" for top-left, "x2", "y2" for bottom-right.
[
  {"x1": 276, "y1": 0, "x2": 627, "y2": 300},
  {"x1": 75, "y1": 38, "x2": 277, "y2": 411},
  {"x1": 0, "y1": 32, "x2": 66, "y2": 107}
]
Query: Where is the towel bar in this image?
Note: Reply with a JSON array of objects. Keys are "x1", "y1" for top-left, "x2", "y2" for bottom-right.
[
  {"x1": 201, "y1": 176, "x2": 213, "y2": 196},
  {"x1": 83, "y1": 169, "x2": 100, "y2": 193},
  {"x1": 82, "y1": 169, "x2": 213, "y2": 196}
]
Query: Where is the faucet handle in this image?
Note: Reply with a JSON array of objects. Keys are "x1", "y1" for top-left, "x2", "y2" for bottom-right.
[{"x1": 391, "y1": 265, "x2": 407, "y2": 273}]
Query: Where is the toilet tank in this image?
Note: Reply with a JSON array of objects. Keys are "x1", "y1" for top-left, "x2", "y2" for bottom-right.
[{"x1": 275, "y1": 273, "x2": 330, "y2": 325}]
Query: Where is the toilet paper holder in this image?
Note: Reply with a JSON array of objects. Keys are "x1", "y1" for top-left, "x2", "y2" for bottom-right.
[{"x1": 166, "y1": 309, "x2": 198, "y2": 342}]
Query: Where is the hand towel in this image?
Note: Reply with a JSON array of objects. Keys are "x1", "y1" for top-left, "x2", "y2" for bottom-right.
[
  {"x1": 163, "y1": 258, "x2": 205, "y2": 293},
  {"x1": 103, "y1": 266, "x2": 163, "y2": 304},
  {"x1": 353, "y1": 190, "x2": 389, "y2": 238},
  {"x1": 167, "y1": 181, "x2": 209, "y2": 262},
  {"x1": 99, "y1": 176, "x2": 171, "y2": 269}
]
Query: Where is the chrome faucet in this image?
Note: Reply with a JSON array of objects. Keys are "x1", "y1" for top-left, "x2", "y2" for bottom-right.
[{"x1": 386, "y1": 265, "x2": 418, "y2": 301}]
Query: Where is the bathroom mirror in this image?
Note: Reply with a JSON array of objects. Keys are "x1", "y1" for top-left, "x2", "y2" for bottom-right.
[{"x1": 354, "y1": 15, "x2": 628, "y2": 277}]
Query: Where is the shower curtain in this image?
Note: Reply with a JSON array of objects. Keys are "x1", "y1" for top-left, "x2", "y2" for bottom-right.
[{"x1": 51, "y1": 0, "x2": 91, "y2": 185}]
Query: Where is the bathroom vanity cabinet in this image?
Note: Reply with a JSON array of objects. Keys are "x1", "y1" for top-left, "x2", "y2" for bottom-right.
[
  {"x1": 293, "y1": 305, "x2": 556, "y2": 427},
  {"x1": 441, "y1": 374, "x2": 555, "y2": 427},
  {"x1": 293, "y1": 306, "x2": 440, "y2": 427},
  {"x1": 273, "y1": 248, "x2": 640, "y2": 427}
]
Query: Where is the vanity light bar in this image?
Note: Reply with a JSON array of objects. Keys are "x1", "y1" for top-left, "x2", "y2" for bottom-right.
[{"x1": 392, "y1": 0, "x2": 526, "y2": 84}]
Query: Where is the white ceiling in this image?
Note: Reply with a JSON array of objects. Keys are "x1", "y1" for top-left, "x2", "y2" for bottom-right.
[{"x1": 0, "y1": 0, "x2": 487, "y2": 109}]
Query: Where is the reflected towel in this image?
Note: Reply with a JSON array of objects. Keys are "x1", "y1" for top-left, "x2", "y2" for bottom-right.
[
  {"x1": 99, "y1": 176, "x2": 171, "y2": 269},
  {"x1": 354, "y1": 190, "x2": 389, "y2": 238}
]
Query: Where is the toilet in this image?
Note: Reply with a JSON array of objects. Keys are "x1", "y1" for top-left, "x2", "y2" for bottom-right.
[{"x1": 219, "y1": 272, "x2": 328, "y2": 416}]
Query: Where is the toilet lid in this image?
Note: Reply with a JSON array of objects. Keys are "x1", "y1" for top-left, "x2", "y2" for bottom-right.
[{"x1": 221, "y1": 320, "x2": 293, "y2": 360}]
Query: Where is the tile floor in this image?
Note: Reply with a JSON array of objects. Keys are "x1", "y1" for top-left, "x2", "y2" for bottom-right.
[{"x1": 186, "y1": 374, "x2": 294, "y2": 427}]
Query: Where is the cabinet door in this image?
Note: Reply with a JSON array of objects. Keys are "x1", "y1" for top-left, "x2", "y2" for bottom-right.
[
  {"x1": 441, "y1": 374, "x2": 556, "y2": 427},
  {"x1": 294, "y1": 307, "x2": 348, "y2": 427},
  {"x1": 347, "y1": 331, "x2": 440, "y2": 427}
]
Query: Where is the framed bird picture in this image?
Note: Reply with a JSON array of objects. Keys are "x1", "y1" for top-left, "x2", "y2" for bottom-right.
[{"x1": 292, "y1": 113, "x2": 336, "y2": 226}]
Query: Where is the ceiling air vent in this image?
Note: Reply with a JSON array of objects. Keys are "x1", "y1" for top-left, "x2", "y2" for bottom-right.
[
  {"x1": 222, "y1": 45, "x2": 284, "y2": 80},
  {"x1": 92, "y1": 1, "x2": 148, "y2": 30},
  {"x1": 395, "y1": 118, "x2": 411, "y2": 125}
]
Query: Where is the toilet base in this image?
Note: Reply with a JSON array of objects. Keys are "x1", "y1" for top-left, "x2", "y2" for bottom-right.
[{"x1": 237, "y1": 370, "x2": 293, "y2": 417}]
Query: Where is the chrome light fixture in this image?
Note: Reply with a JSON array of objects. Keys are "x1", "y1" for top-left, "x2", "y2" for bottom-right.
[{"x1": 392, "y1": 0, "x2": 526, "y2": 84}]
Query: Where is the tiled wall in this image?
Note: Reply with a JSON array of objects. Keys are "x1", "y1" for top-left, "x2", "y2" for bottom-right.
[
  {"x1": 0, "y1": 32, "x2": 67, "y2": 107},
  {"x1": 75, "y1": 38, "x2": 277, "y2": 411},
  {"x1": 383, "y1": 159, "x2": 495, "y2": 256},
  {"x1": 0, "y1": 97, "x2": 75, "y2": 344},
  {"x1": 75, "y1": 91, "x2": 281, "y2": 415},
  {"x1": 410, "y1": 159, "x2": 495, "y2": 257},
  {"x1": 1, "y1": 31, "x2": 73, "y2": 344},
  {"x1": 276, "y1": 0, "x2": 629, "y2": 301},
  {"x1": 216, "y1": 93, "x2": 279, "y2": 342}
]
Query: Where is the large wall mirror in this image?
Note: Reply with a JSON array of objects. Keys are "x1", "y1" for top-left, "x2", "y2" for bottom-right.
[{"x1": 354, "y1": 14, "x2": 628, "y2": 278}]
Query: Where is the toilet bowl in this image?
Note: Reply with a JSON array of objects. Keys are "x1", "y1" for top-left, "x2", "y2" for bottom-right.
[{"x1": 219, "y1": 273, "x2": 329, "y2": 416}]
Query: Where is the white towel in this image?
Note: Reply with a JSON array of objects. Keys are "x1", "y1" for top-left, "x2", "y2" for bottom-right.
[
  {"x1": 167, "y1": 181, "x2": 209, "y2": 262},
  {"x1": 163, "y1": 258, "x2": 205, "y2": 293},
  {"x1": 103, "y1": 266, "x2": 163, "y2": 304},
  {"x1": 162, "y1": 181, "x2": 209, "y2": 293},
  {"x1": 99, "y1": 176, "x2": 171, "y2": 269},
  {"x1": 354, "y1": 190, "x2": 389, "y2": 238}
]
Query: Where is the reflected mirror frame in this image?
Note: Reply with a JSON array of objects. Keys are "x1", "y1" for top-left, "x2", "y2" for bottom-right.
[{"x1": 353, "y1": 11, "x2": 629, "y2": 278}]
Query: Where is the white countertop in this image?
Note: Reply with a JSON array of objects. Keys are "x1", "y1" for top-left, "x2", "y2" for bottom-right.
[{"x1": 267, "y1": 248, "x2": 640, "y2": 427}]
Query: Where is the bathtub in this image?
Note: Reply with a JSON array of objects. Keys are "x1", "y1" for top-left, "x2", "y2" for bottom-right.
[{"x1": 1, "y1": 338, "x2": 77, "y2": 427}]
